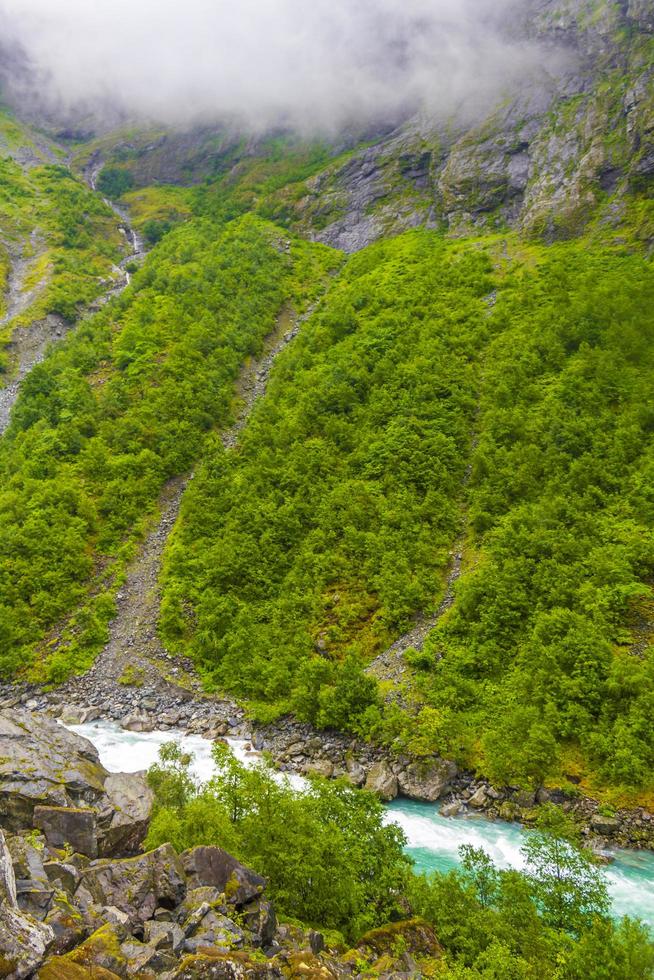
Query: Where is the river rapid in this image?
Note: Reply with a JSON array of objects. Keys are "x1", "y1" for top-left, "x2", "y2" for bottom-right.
[{"x1": 68, "y1": 719, "x2": 654, "y2": 930}]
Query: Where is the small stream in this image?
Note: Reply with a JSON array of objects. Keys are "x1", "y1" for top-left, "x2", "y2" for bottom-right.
[{"x1": 68, "y1": 720, "x2": 654, "y2": 929}]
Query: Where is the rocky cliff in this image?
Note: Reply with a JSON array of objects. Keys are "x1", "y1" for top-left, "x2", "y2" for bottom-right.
[{"x1": 300, "y1": 0, "x2": 654, "y2": 249}]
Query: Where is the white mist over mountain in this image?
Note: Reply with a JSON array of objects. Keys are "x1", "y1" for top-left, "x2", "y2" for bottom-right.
[{"x1": 0, "y1": 0, "x2": 565, "y2": 132}]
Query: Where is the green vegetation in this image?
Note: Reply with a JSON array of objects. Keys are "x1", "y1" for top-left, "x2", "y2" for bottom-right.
[
  {"x1": 145, "y1": 743, "x2": 654, "y2": 976},
  {"x1": 96, "y1": 166, "x2": 134, "y2": 199},
  {"x1": 416, "y1": 245, "x2": 654, "y2": 792},
  {"x1": 146, "y1": 742, "x2": 412, "y2": 939},
  {"x1": 0, "y1": 213, "x2": 337, "y2": 680},
  {"x1": 159, "y1": 230, "x2": 493, "y2": 723},
  {"x1": 159, "y1": 229, "x2": 654, "y2": 797}
]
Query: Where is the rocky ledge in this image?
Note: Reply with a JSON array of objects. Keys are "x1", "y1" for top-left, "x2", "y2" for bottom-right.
[{"x1": 0, "y1": 711, "x2": 442, "y2": 979}]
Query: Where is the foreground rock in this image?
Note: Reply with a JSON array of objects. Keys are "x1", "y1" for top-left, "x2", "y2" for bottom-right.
[
  {"x1": 0, "y1": 710, "x2": 153, "y2": 857},
  {"x1": 0, "y1": 711, "x2": 106, "y2": 830},
  {"x1": 0, "y1": 829, "x2": 445, "y2": 979},
  {"x1": 0, "y1": 830, "x2": 54, "y2": 979}
]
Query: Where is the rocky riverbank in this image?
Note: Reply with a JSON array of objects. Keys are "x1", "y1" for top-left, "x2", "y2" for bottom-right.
[
  {"x1": 2, "y1": 678, "x2": 653, "y2": 856},
  {"x1": 0, "y1": 709, "x2": 442, "y2": 979}
]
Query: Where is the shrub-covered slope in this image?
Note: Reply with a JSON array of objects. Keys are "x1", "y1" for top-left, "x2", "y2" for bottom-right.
[
  {"x1": 0, "y1": 213, "x2": 337, "y2": 680},
  {"x1": 159, "y1": 231, "x2": 493, "y2": 725},
  {"x1": 0, "y1": 108, "x2": 124, "y2": 369},
  {"x1": 420, "y1": 245, "x2": 654, "y2": 793},
  {"x1": 159, "y1": 231, "x2": 654, "y2": 796}
]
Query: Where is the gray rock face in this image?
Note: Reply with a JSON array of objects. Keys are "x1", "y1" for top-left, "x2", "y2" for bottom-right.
[
  {"x1": 0, "y1": 829, "x2": 54, "y2": 979},
  {"x1": 398, "y1": 758, "x2": 458, "y2": 803},
  {"x1": 75, "y1": 844, "x2": 187, "y2": 927},
  {"x1": 628, "y1": 0, "x2": 654, "y2": 32},
  {"x1": 0, "y1": 711, "x2": 107, "y2": 831},
  {"x1": 182, "y1": 847, "x2": 266, "y2": 907}
]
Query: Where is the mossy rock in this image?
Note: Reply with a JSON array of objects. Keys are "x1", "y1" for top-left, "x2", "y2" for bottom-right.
[
  {"x1": 355, "y1": 918, "x2": 443, "y2": 959},
  {"x1": 38, "y1": 961, "x2": 121, "y2": 980}
]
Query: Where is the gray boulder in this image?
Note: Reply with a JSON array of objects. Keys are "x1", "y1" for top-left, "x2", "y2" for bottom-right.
[
  {"x1": 398, "y1": 758, "x2": 458, "y2": 802},
  {"x1": 0, "y1": 711, "x2": 107, "y2": 831},
  {"x1": 75, "y1": 844, "x2": 186, "y2": 927},
  {"x1": 468, "y1": 786, "x2": 489, "y2": 809},
  {"x1": 120, "y1": 712, "x2": 155, "y2": 733},
  {"x1": 591, "y1": 813, "x2": 622, "y2": 836},
  {"x1": 181, "y1": 847, "x2": 265, "y2": 906},
  {"x1": 98, "y1": 772, "x2": 154, "y2": 856},
  {"x1": 34, "y1": 805, "x2": 98, "y2": 858},
  {"x1": 242, "y1": 897, "x2": 276, "y2": 948},
  {"x1": 345, "y1": 760, "x2": 366, "y2": 787},
  {"x1": 7, "y1": 833, "x2": 54, "y2": 920},
  {"x1": 364, "y1": 761, "x2": 398, "y2": 801},
  {"x1": 183, "y1": 908, "x2": 245, "y2": 954},
  {"x1": 301, "y1": 760, "x2": 334, "y2": 778}
]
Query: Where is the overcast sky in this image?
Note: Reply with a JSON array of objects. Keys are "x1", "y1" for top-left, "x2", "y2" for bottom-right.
[{"x1": 0, "y1": 0, "x2": 560, "y2": 132}]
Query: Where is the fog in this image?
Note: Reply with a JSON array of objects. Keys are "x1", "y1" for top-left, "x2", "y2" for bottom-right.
[{"x1": 0, "y1": 0, "x2": 563, "y2": 133}]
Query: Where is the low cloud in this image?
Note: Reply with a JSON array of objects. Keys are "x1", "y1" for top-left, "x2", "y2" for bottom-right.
[{"x1": 0, "y1": 0, "x2": 566, "y2": 133}]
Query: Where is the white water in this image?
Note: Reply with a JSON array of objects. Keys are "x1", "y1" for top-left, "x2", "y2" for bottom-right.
[{"x1": 68, "y1": 719, "x2": 654, "y2": 929}]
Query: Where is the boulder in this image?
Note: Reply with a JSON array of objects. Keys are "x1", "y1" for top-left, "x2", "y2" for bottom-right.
[
  {"x1": 398, "y1": 758, "x2": 457, "y2": 802},
  {"x1": 591, "y1": 813, "x2": 622, "y2": 836},
  {"x1": 7, "y1": 833, "x2": 54, "y2": 920},
  {"x1": 120, "y1": 937, "x2": 177, "y2": 975},
  {"x1": 75, "y1": 844, "x2": 186, "y2": 927},
  {"x1": 176, "y1": 887, "x2": 225, "y2": 924},
  {"x1": 364, "y1": 761, "x2": 398, "y2": 801},
  {"x1": 441, "y1": 800, "x2": 463, "y2": 818},
  {"x1": 241, "y1": 898, "x2": 276, "y2": 948},
  {"x1": 44, "y1": 861, "x2": 81, "y2": 897},
  {"x1": 98, "y1": 772, "x2": 154, "y2": 856},
  {"x1": 43, "y1": 892, "x2": 87, "y2": 956},
  {"x1": 356, "y1": 917, "x2": 443, "y2": 960},
  {"x1": 181, "y1": 848, "x2": 265, "y2": 907},
  {"x1": 345, "y1": 760, "x2": 366, "y2": 788},
  {"x1": 34, "y1": 806, "x2": 98, "y2": 858},
  {"x1": 120, "y1": 713, "x2": 155, "y2": 733},
  {"x1": 468, "y1": 786, "x2": 489, "y2": 809},
  {"x1": 301, "y1": 760, "x2": 334, "y2": 779},
  {"x1": 513, "y1": 790, "x2": 536, "y2": 809},
  {"x1": 183, "y1": 909, "x2": 245, "y2": 954},
  {"x1": 144, "y1": 919, "x2": 186, "y2": 955},
  {"x1": 0, "y1": 711, "x2": 107, "y2": 831},
  {"x1": 0, "y1": 829, "x2": 54, "y2": 979}
]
